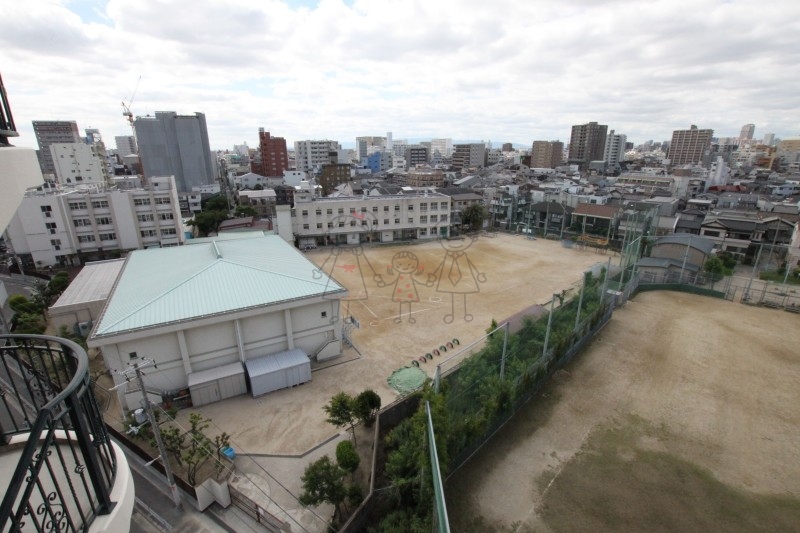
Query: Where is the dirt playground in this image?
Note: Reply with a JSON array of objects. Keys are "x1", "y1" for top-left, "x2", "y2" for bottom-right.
[{"x1": 446, "y1": 291, "x2": 800, "y2": 532}]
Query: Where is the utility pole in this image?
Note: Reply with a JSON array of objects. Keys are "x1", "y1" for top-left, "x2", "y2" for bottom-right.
[{"x1": 116, "y1": 353, "x2": 182, "y2": 509}]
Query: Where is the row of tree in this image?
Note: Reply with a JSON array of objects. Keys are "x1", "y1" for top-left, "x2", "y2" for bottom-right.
[
  {"x1": 9, "y1": 271, "x2": 70, "y2": 334},
  {"x1": 187, "y1": 194, "x2": 257, "y2": 237}
]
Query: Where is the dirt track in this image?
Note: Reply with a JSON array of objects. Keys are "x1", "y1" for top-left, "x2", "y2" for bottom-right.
[{"x1": 446, "y1": 291, "x2": 800, "y2": 532}]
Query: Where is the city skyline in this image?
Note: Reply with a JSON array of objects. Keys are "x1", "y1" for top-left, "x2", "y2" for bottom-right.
[{"x1": 2, "y1": 0, "x2": 799, "y2": 151}]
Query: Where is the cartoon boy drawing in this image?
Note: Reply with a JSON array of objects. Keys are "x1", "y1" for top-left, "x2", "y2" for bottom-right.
[
  {"x1": 312, "y1": 214, "x2": 382, "y2": 323},
  {"x1": 431, "y1": 233, "x2": 486, "y2": 323},
  {"x1": 378, "y1": 251, "x2": 433, "y2": 323}
]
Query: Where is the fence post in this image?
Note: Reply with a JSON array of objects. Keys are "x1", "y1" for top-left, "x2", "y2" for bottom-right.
[
  {"x1": 600, "y1": 257, "x2": 612, "y2": 306},
  {"x1": 574, "y1": 272, "x2": 587, "y2": 332},
  {"x1": 434, "y1": 365, "x2": 441, "y2": 393},
  {"x1": 541, "y1": 295, "x2": 556, "y2": 361}
]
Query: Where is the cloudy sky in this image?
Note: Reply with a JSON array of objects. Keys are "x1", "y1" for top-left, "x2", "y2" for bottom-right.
[{"x1": 3, "y1": 0, "x2": 799, "y2": 151}]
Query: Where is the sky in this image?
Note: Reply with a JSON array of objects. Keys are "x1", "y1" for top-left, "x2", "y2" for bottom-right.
[{"x1": 3, "y1": 0, "x2": 799, "y2": 152}]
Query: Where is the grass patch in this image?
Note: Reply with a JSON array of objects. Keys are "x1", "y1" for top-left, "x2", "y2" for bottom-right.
[
  {"x1": 759, "y1": 270, "x2": 800, "y2": 285},
  {"x1": 538, "y1": 415, "x2": 800, "y2": 533}
]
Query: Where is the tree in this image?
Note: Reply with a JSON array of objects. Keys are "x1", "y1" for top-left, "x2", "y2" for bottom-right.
[
  {"x1": 299, "y1": 456, "x2": 348, "y2": 520},
  {"x1": 188, "y1": 210, "x2": 228, "y2": 237},
  {"x1": 353, "y1": 389, "x2": 381, "y2": 427},
  {"x1": 234, "y1": 205, "x2": 257, "y2": 218},
  {"x1": 202, "y1": 194, "x2": 229, "y2": 212},
  {"x1": 703, "y1": 256, "x2": 724, "y2": 278},
  {"x1": 336, "y1": 440, "x2": 360, "y2": 476},
  {"x1": 461, "y1": 204, "x2": 487, "y2": 233},
  {"x1": 324, "y1": 392, "x2": 358, "y2": 444},
  {"x1": 14, "y1": 312, "x2": 46, "y2": 334},
  {"x1": 8, "y1": 295, "x2": 41, "y2": 315}
]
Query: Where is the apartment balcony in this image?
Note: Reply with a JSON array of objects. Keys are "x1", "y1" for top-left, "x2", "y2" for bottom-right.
[{"x1": 0, "y1": 335, "x2": 134, "y2": 532}]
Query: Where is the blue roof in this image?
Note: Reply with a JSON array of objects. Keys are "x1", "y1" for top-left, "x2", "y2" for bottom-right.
[{"x1": 91, "y1": 235, "x2": 344, "y2": 339}]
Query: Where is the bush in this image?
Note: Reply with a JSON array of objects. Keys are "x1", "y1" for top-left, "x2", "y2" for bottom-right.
[
  {"x1": 354, "y1": 389, "x2": 381, "y2": 427},
  {"x1": 336, "y1": 440, "x2": 360, "y2": 475}
]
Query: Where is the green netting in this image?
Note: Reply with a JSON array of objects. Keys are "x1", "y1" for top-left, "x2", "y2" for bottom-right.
[{"x1": 388, "y1": 366, "x2": 427, "y2": 395}]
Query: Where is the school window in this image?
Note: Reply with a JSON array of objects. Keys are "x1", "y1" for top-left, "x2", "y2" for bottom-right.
[
  {"x1": 349, "y1": 207, "x2": 356, "y2": 214},
  {"x1": 50, "y1": 239, "x2": 61, "y2": 250},
  {"x1": 361, "y1": 221, "x2": 368, "y2": 227},
  {"x1": 40, "y1": 205, "x2": 52, "y2": 217},
  {"x1": 327, "y1": 209, "x2": 333, "y2": 215},
  {"x1": 350, "y1": 221, "x2": 356, "y2": 227},
  {"x1": 420, "y1": 202, "x2": 428, "y2": 211},
  {"x1": 321, "y1": 311, "x2": 327, "y2": 318},
  {"x1": 316, "y1": 209, "x2": 322, "y2": 216},
  {"x1": 69, "y1": 201, "x2": 88, "y2": 210},
  {"x1": 99, "y1": 233, "x2": 116, "y2": 241},
  {"x1": 134, "y1": 198, "x2": 150, "y2": 206},
  {"x1": 302, "y1": 210, "x2": 308, "y2": 216},
  {"x1": 372, "y1": 206, "x2": 378, "y2": 212},
  {"x1": 91, "y1": 200, "x2": 108, "y2": 209},
  {"x1": 95, "y1": 217, "x2": 111, "y2": 225},
  {"x1": 45, "y1": 222, "x2": 57, "y2": 234},
  {"x1": 316, "y1": 223, "x2": 323, "y2": 229},
  {"x1": 328, "y1": 222, "x2": 333, "y2": 228},
  {"x1": 394, "y1": 205, "x2": 400, "y2": 211},
  {"x1": 73, "y1": 219, "x2": 91, "y2": 227},
  {"x1": 140, "y1": 229, "x2": 157, "y2": 238},
  {"x1": 408, "y1": 205, "x2": 414, "y2": 211},
  {"x1": 420, "y1": 228, "x2": 428, "y2": 236},
  {"x1": 440, "y1": 215, "x2": 447, "y2": 222},
  {"x1": 408, "y1": 218, "x2": 414, "y2": 224},
  {"x1": 384, "y1": 219, "x2": 389, "y2": 225},
  {"x1": 431, "y1": 203, "x2": 438, "y2": 210},
  {"x1": 360, "y1": 207, "x2": 367, "y2": 213},
  {"x1": 303, "y1": 224, "x2": 309, "y2": 230},
  {"x1": 440, "y1": 202, "x2": 448, "y2": 209},
  {"x1": 155, "y1": 197, "x2": 171, "y2": 205},
  {"x1": 338, "y1": 208, "x2": 344, "y2": 214},
  {"x1": 137, "y1": 214, "x2": 154, "y2": 222},
  {"x1": 430, "y1": 215, "x2": 438, "y2": 222},
  {"x1": 384, "y1": 206, "x2": 389, "y2": 212},
  {"x1": 420, "y1": 215, "x2": 427, "y2": 223},
  {"x1": 159, "y1": 213, "x2": 174, "y2": 221},
  {"x1": 77, "y1": 235, "x2": 96, "y2": 243},
  {"x1": 395, "y1": 218, "x2": 400, "y2": 224},
  {"x1": 338, "y1": 221, "x2": 345, "y2": 227},
  {"x1": 160, "y1": 228, "x2": 176, "y2": 236}
]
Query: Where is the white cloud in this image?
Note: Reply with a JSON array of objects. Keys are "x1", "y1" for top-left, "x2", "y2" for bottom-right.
[{"x1": 2, "y1": 0, "x2": 799, "y2": 151}]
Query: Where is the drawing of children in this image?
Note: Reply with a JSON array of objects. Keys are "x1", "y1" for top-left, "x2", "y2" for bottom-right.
[
  {"x1": 430, "y1": 233, "x2": 486, "y2": 323},
  {"x1": 378, "y1": 251, "x2": 433, "y2": 323}
]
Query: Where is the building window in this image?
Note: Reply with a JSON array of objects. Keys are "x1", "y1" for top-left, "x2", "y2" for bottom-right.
[
  {"x1": 408, "y1": 205, "x2": 414, "y2": 211},
  {"x1": 134, "y1": 198, "x2": 150, "y2": 206},
  {"x1": 349, "y1": 207, "x2": 356, "y2": 214},
  {"x1": 384, "y1": 206, "x2": 389, "y2": 212},
  {"x1": 95, "y1": 217, "x2": 111, "y2": 225},
  {"x1": 303, "y1": 224, "x2": 309, "y2": 230},
  {"x1": 328, "y1": 222, "x2": 333, "y2": 228},
  {"x1": 50, "y1": 239, "x2": 61, "y2": 250},
  {"x1": 316, "y1": 209, "x2": 322, "y2": 216},
  {"x1": 394, "y1": 205, "x2": 400, "y2": 211},
  {"x1": 40, "y1": 205, "x2": 52, "y2": 217},
  {"x1": 420, "y1": 202, "x2": 428, "y2": 211},
  {"x1": 140, "y1": 229, "x2": 157, "y2": 238},
  {"x1": 160, "y1": 228, "x2": 176, "y2": 236},
  {"x1": 440, "y1": 215, "x2": 447, "y2": 222},
  {"x1": 420, "y1": 228, "x2": 428, "y2": 236},
  {"x1": 361, "y1": 221, "x2": 368, "y2": 227},
  {"x1": 430, "y1": 215, "x2": 438, "y2": 223},
  {"x1": 420, "y1": 215, "x2": 427, "y2": 223},
  {"x1": 91, "y1": 200, "x2": 109, "y2": 209},
  {"x1": 316, "y1": 223, "x2": 323, "y2": 229},
  {"x1": 73, "y1": 219, "x2": 91, "y2": 227},
  {"x1": 350, "y1": 221, "x2": 356, "y2": 227},
  {"x1": 327, "y1": 209, "x2": 333, "y2": 215},
  {"x1": 302, "y1": 210, "x2": 308, "y2": 216},
  {"x1": 372, "y1": 206, "x2": 378, "y2": 213},
  {"x1": 77, "y1": 235, "x2": 96, "y2": 243},
  {"x1": 408, "y1": 217, "x2": 414, "y2": 224},
  {"x1": 155, "y1": 197, "x2": 171, "y2": 205},
  {"x1": 360, "y1": 207, "x2": 367, "y2": 213},
  {"x1": 45, "y1": 222, "x2": 57, "y2": 234},
  {"x1": 384, "y1": 219, "x2": 389, "y2": 225},
  {"x1": 99, "y1": 233, "x2": 116, "y2": 241},
  {"x1": 159, "y1": 213, "x2": 174, "y2": 221},
  {"x1": 440, "y1": 202, "x2": 448, "y2": 209},
  {"x1": 69, "y1": 201, "x2": 88, "y2": 210},
  {"x1": 431, "y1": 203, "x2": 438, "y2": 210},
  {"x1": 138, "y1": 213, "x2": 154, "y2": 222},
  {"x1": 321, "y1": 311, "x2": 327, "y2": 318},
  {"x1": 338, "y1": 208, "x2": 344, "y2": 214},
  {"x1": 395, "y1": 218, "x2": 400, "y2": 224}
]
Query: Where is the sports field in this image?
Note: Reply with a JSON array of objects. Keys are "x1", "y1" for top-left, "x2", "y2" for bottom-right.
[{"x1": 445, "y1": 291, "x2": 800, "y2": 532}]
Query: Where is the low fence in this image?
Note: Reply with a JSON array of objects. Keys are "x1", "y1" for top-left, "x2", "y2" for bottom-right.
[{"x1": 228, "y1": 485, "x2": 289, "y2": 532}]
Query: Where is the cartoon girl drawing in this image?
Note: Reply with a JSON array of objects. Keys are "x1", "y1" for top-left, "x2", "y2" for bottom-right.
[
  {"x1": 431, "y1": 233, "x2": 486, "y2": 323},
  {"x1": 378, "y1": 251, "x2": 433, "y2": 323},
  {"x1": 312, "y1": 213, "x2": 382, "y2": 322}
]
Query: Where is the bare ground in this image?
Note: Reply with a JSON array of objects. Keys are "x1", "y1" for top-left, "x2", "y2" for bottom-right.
[{"x1": 446, "y1": 291, "x2": 800, "y2": 532}]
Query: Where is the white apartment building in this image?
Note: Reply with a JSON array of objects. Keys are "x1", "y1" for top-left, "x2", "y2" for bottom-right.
[
  {"x1": 5, "y1": 176, "x2": 183, "y2": 267},
  {"x1": 114, "y1": 135, "x2": 137, "y2": 157},
  {"x1": 294, "y1": 140, "x2": 341, "y2": 172},
  {"x1": 603, "y1": 130, "x2": 627, "y2": 168},
  {"x1": 292, "y1": 192, "x2": 451, "y2": 247},
  {"x1": 431, "y1": 138, "x2": 453, "y2": 159},
  {"x1": 50, "y1": 142, "x2": 107, "y2": 185}
]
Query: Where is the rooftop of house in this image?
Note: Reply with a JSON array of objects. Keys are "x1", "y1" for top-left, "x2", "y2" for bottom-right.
[
  {"x1": 49, "y1": 259, "x2": 126, "y2": 310},
  {"x1": 89, "y1": 234, "x2": 344, "y2": 341}
]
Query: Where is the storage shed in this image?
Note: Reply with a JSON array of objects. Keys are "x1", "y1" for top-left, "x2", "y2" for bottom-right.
[
  {"x1": 188, "y1": 362, "x2": 247, "y2": 407},
  {"x1": 245, "y1": 349, "x2": 312, "y2": 398}
]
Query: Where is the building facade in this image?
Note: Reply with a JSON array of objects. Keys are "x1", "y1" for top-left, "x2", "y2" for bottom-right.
[
  {"x1": 430, "y1": 138, "x2": 453, "y2": 159},
  {"x1": 134, "y1": 111, "x2": 215, "y2": 191},
  {"x1": 252, "y1": 128, "x2": 289, "y2": 177},
  {"x1": 50, "y1": 142, "x2": 107, "y2": 185},
  {"x1": 319, "y1": 163, "x2": 352, "y2": 194},
  {"x1": 294, "y1": 139, "x2": 341, "y2": 172},
  {"x1": 451, "y1": 143, "x2": 485, "y2": 171},
  {"x1": 568, "y1": 122, "x2": 608, "y2": 169},
  {"x1": 667, "y1": 125, "x2": 713, "y2": 166},
  {"x1": 114, "y1": 135, "x2": 138, "y2": 157},
  {"x1": 32, "y1": 120, "x2": 82, "y2": 178},
  {"x1": 603, "y1": 130, "x2": 627, "y2": 169},
  {"x1": 5, "y1": 176, "x2": 183, "y2": 267},
  {"x1": 531, "y1": 140, "x2": 563, "y2": 169}
]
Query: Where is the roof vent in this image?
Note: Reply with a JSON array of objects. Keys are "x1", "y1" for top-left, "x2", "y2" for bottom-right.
[{"x1": 212, "y1": 241, "x2": 222, "y2": 259}]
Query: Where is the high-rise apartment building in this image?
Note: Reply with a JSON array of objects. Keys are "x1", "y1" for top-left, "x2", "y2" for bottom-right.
[
  {"x1": 603, "y1": 130, "x2": 627, "y2": 168},
  {"x1": 762, "y1": 133, "x2": 775, "y2": 147},
  {"x1": 430, "y1": 138, "x2": 453, "y2": 159},
  {"x1": 32, "y1": 120, "x2": 82, "y2": 177},
  {"x1": 568, "y1": 122, "x2": 608, "y2": 168},
  {"x1": 739, "y1": 123, "x2": 755, "y2": 141},
  {"x1": 115, "y1": 135, "x2": 137, "y2": 157},
  {"x1": 531, "y1": 140, "x2": 564, "y2": 169},
  {"x1": 451, "y1": 143, "x2": 485, "y2": 171},
  {"x1": 135, "y1": 111, "x2": 215, "y2": 191},
  {"x1": 253, "y1": 128, "x2": 289, "y2": 177},
  {"x1": 667, "y1": 125, "x2": 713, "y2": 166},
  {"x1": 356, "y1": 136, "x2": 387, "y2": 161},
  {"x1": 294, "y1": 139, "x2": 341, "y2": 172},
  {"x1": 405, "y1": 145, "x2": 430, "y2": 169}
]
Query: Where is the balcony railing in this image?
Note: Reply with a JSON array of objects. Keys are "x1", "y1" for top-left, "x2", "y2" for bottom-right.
[{"x1": 0, "y1": 334, "x2": 117, "y2": 532}]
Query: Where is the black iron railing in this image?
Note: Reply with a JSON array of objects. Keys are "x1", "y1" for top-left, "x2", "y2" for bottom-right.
[{"x1": 0, "y1": 334, "x2": 117, "y2": 532}]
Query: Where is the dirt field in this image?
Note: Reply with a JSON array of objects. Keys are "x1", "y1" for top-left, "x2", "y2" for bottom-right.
[{"x1": 446, "y1": 291, "x2": 800, "y2": 532}]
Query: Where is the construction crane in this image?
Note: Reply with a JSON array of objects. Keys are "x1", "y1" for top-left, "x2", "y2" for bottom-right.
[{"x1": 121, "y1": 75, "x2": 142, "y2": 135}]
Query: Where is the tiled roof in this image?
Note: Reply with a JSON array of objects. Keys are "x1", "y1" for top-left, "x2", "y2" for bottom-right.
[{"x1": 573, "y1": 203, "x2": 621, "y2": 218}]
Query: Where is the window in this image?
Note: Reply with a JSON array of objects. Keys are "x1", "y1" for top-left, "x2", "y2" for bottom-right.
[
  {"x1": 99, "y1": 233, "x2": 116, "y2": 241},
  {"x1": 159, "y1": 213, "x2": 174, "y2": 221},
  {"x1": 91, "y1": 200, "x2": 108, "y2": 209},
  {"x1": 338, "y1": 221, "x2": 345, "y2": 227},
  {"x1": 40, "y1": 205, "x2": 52, "y2": 217},
  {"x1": 134, "y1": 198, "x2": 150, "y2": 206},
  {"x1": 420, "y1": 202, "x2": 428, "y2": 211},
  {"x1": 316, "y1": 209, "x2": 322, "y2": 216},
  {"x1": 384, "y1": 206, "x2": 389, "y2": 212},
  {"x1": 155, "y1": 197, "x2": 171, "y2": 205},
  {"x1": 360, "y1": 207, "x2": 367, "y2": 213},
  {"x1": 420, "y1": 215, "x2": 428, "y2": 223},
  {"x1": 408, "y1": 205, "x2": 414, "y2": 211},
  {"x1": 394, "y1": 205, "x2": 400, "y2": 211},
  {"x1": 327, "y1": 209, "x2": 333, "y2": 215},
  {"x1": 321, "y1": 311, "x2": 327, "y2": 318},
  {"x1": 408, "y1": 217, "x2": 414, "y2": 224},
  {"x1": 138, "y1": 213, "x2": 154, "y2": 222},
  {"x1": 160, "y1": 228, "x2": 176, "y2": 237},
  {"x1": 69, "y1": 201, "x2": 87, "y2": 210},
  {"x1": 95, "y1": 217, "x2": 111, "y2": 225},
  {"x1": 73, "y1": 219, "x2": 91, "y2": 227},
  {"x1": 395, "y1": 218, "x2": 400, "y2": 224},
  {"x1": 440, "y1": 215, "x2": 447, "y2": 222},
  {"x1": 77, "y1": 235, "x2": 96, "y2": 243},
  {"x1": 350, "y1": 221, "x2": 356, "y2": 227},
  {"x1": 50, "y1": 239, "x2": 61, "y2": 251},
  {"x1": 420, "y1": 228, "x2": 428, "y2": 236},
  {"x1": 140, "y1": 229, "x2": 157, "y2": 238},
  {"x1": 430, "y1": 215, "x2": 438, "y2": 223},
  {"x1": 440, "y1": 202, "x2": 448, "y2": 209},
  {"x1": 361, "y1": 221, "x2": 368, "y2": 227},
  {"x1": 328, "y1": 222, "x2": 333, "y2": 228},
  {"x1": 45, "y1": 222, "x2": 57, "y2": 234},
  {"x1": 384, "y1": 219, "x2": 389, "y2": 225},
  {"x1": 316, "y1": 223, "x2": 323, "y2": 229},
  {"x1": 338, "y1": 208, "x2": 344, "y2": 214},
  {"x1": 349, "y1": 207, "x2": 356, "y2": 214},
  {"x1": 431, "y1": 203, "x2": 438, "y2": 210},
  {"x1": 302, "y1": 210, "x2": 308, "y2": 216},
  {"x1": 372, "y1": 206, "x2": 378, "y2": 213},
  {"x1": 303, "y1": 224, "x2": 309, "y2": 230}
]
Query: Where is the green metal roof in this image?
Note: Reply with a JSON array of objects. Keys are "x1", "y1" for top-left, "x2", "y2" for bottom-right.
[{"x1": 92, "y1": 235, "x2": 344, "y2": 338}]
